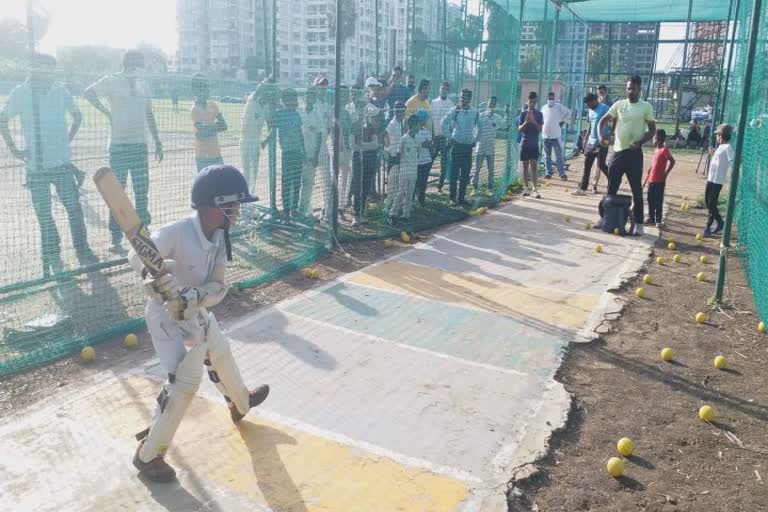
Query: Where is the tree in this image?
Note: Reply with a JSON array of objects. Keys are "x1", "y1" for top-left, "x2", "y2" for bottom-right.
[
  {"x1": 520, "y1": 47, "x2": 541, "y2": 75},
  {"x1": 587, "y1": 37, "x2": 609, "y2": 82},
  {"x1": 481, "y1": 3, "x2": 514, "y2": 80},
  {"x1": 446, "y1": 14, "x2": 483, "y2": 53}
]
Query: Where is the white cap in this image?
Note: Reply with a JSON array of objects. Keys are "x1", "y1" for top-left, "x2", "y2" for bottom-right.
[{"x1": 365, "y1": 77, "x2": 382, "y2": 88}]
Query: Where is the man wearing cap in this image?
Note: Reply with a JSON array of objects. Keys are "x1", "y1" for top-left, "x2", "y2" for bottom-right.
[
  {"x1": 431, "y1": 81, "x2": 454, "y2": 192},
  {"x1": 349, "y1": 77, "x2": 385, "y2": 225}
]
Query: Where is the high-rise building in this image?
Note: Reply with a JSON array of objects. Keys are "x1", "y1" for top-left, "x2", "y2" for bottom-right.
[
  {"x1": 588, "y1": 22, "x2": 660, "y2": 78},
  {"x1": 688, "y1": 22, "x2": 727, "y2": 69}
]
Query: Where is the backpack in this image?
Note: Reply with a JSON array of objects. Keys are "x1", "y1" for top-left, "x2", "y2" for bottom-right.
[{"x1": 598, "y1": 194, "x2": 634, "y2": 235}]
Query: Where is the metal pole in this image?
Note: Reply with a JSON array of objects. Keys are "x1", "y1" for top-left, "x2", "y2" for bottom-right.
[
  {"x1": 606, "y1": 23, "x2": 612, "y2": 83},
  {"x1": 271, "y1": 0, "x2": 278, "y2": 77},
  {"x1": 719, "y1": 0, "x2": 742, "y2": 126},
  {"x1": 673, "y1": 0, "x2": 694, "y2": 138},
  {"x1": 714, "y1": 0, "x2": 763, "y2": 303},
  {"x1": 375, "y1": 0, "x2": 380, "y2": 76},
  {"x1": 26, "y1": 1, "x2": 49, "y2": 278},
  {"x1": 262, "y1": 0, "x2": 269, "y2": 74},
  {"x1": 537, "y1": 0, "x2": 549, "y2": 100},
  {"x1": 442, "y1": 0, "x2": 447, "y2": 79},
  {"x1": 710, "y1": 0, "x2": 736, "y2": 143},
  {"x1": 331, "y1": 0, "x2": 343, "y2": 240},
  {"x1": 645, "y1": 23, "x2": 660, "y2": 99}
]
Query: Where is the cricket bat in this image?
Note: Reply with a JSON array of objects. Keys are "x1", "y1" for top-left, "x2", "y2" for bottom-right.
[{"x1": 93, "y1": 167, "x2": 164, "y2": 277}]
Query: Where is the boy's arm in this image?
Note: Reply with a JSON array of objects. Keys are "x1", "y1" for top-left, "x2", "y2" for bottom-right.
[
  {"x1": 83, "y1": 78, "x2": 112, "y2": 121},
  {"x1": 665, "y1": 154, "x2": 676, "y2": 176}
]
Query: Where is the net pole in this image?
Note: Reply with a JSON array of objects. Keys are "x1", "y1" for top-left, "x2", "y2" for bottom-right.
[
  {"x1": 714, "y1": 0, "x2": 763, "y2": 303},
  {"x1": 271, "y1": 0, "x2": 278, "y2": 75},
  {"x1": 262, "y1": 0, "x2": 270, "y2": 75},
  {"x1": 375, "y1": 0, "x2": 380, "y2": 76},
  {"x1": 673, "y1": 0, "x2": 694, "y2": 138},
  {"x1": 331, "y1": 0, "x2": 342, "y2": 241},
  {"x1": 709, "y1": 0, "x2": 736, "y2": 148},
  {"x1": 442, "y1": 0, "x2": 447, "y2": 80},
  {"x1": 537, "y1": 0, "x2": 549, "y2": 100},
  {"x1": 718, "y1": 0, "x2": 742, "y2": 126}
]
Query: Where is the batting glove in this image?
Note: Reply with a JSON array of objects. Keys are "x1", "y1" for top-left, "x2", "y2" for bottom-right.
[
  {"x1": 142, "y1": 260, "x2": 179, "y2": 301},
  {"x1": 163, "y1": 287, "x2": 200, "y2": 321}
]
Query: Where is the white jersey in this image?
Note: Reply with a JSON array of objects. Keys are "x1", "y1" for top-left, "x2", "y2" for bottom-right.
[
  {"x1": 708, "y1": 143, "x2": 733, "y2": 185},
  {"x1": 430, "y1": 96, "x2": 455, "y2": 136},
  {"x1": 90, "y1": 72, "x2": 152, "y2": 145}
]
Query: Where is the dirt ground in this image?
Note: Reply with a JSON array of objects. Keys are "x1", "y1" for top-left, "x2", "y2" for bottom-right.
[
  {"x1": 2, "y1": 149, "x2": 766, "y2": 512},
  {"x1": 510, "y1": 152, "x2": 768, "y2": 511}
]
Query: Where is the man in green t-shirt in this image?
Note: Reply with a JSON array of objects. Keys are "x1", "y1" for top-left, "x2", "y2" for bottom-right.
[{"x1": 598, "y1": 75, "x2": 656, "y2": 235}]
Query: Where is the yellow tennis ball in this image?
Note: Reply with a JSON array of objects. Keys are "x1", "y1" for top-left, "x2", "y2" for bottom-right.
[
  {"x1": 383, "y1": 240, "x2": 394, "y2": 248},
  {"x1": 696, "y1": 271, "x2": 706, "y2": 282},
  {"x1": 400, "y1": 231, "x2": 411, "y2": 243},
  {"x1": 124, "y1": 333, "x2": 138, "y2": 348},
  {"x1": 613, "y1": 228, "x2": 620, "y2": 235},
  {"x1": 668, "y1": 242, "x2": 677, "y2": 251},
  {"x1": 585, "y1": 223, "x2": 592, "y2": 230},
  {"x1": 699, "y1": 405, "x2": 715, "y2": 422},
  {"x1": 606, "y1": 457, "x2": 625, "y2": 477},
  {"x1": 80, "y1": 346, "x2": 96, "y2": 362},
  {"x1": 667, "y1": 237, "x2": 675, "y2": 244},
  {"x1": 700, "y1": 255, "x2": 709, "y2": 264},
  {"x1": 643, "y1": 274, "x2": 652, "y2": 284},
  {"x1": 696, "y1": 233, "x2": 704, "y2": 241},
  {"x1": 636, "y1": 287, "x2": 646, "y2": 298},
  {"x1": 697, "y1": 239, "x2": 704, "y2": 246},
  {"x1": 695, "y1": 312, "x2": 707, "y2": 324},
  {"x1": 673, "y1": 254, "x2": 682, "y2": 263},
  {"x1": 661, "y1": 347, "x2": 673, "y2": 361},
  {"x1": 714, "y1": 355, "x2": 727, "y2": 369},
  {"x1": 594, "y1": 244, "x2": 603, "y2": 253},
  {"x1": 311, "y1": 269, "x2": 320, "y2": 279},
  {"x1": 656, "y1": 256, "x2": 665, "y2": 265},
  {"x1": 617, "y1": 437, "x2": 635, "y2": 457},
  {"x1": 683, "y1": 195, "x2": 689, "y2": 200},
  {"x1": 759, "y1": 321, "x2": 766, "y2": 334}
]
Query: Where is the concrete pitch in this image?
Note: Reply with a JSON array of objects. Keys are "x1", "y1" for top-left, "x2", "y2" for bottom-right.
[{"x1": 0, "y1": 188, "x2": 652, "y2": 512}]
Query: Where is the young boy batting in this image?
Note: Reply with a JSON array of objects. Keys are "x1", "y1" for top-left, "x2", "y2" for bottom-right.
[
  {"x1": 642, "y1": 129, "x2": 675, "y2": 227},
  {"x1": 131, "y1": 164, "x2": 269, "y2": 482}
]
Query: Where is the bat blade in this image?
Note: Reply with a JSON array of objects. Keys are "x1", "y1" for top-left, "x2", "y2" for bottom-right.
[{"x1": 93, "y1": 167, "x2": 164, "y2": 277}]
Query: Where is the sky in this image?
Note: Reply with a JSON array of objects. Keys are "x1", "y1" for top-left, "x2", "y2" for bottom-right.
[
  {"x1": 2, "y1": 0, "x2": 177, "y2": 55},
  {"x1": 2, "y1": 0, "x2": 684, "y2": 72}
]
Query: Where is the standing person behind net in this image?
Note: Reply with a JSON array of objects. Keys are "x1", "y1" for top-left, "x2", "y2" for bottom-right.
[
  {"x1": 349, "y1": 77, "x2": 385, "y2": 226},
  {"x1": 703, "y1": 124, "x2": 734, "y2": 237},
  {"x1": 191, "y1": 74, "x2": 227, "y2": 172},
  {"x1": 311, "y1": 76, "x2": 333, "y2": 220},
  {"x1": 598, "y1": 84, "x2": 613, "y2": 108},
  {"x1": 441, "y1": 88, "x2": 478, "y2": 207},
  {"x1": 573, "y1": 93, "x2": 610, "y2": 195},
  {"x1": 642, "y1": 129, "x2": 675, "y2": 227},
  {"x1": 262, "y1": 88, "x2": 305, "y2": 220},
  {"x1": 241, "y1": 80, "x2": 277, "y2": 197},
  {"x1": 389, "y1": 116, "x2": 421, "y2": 224},
  {"x1": 598, "y1": 75, "x2": 656, "y2": 236},
  {"x1": 431, "y1": 81, "x2": 454, "y2": 193},
  {"x1": 131, "y1": 164, "x2": 269, "y2": 482},
  {"x1": 412, "y1": 109, "x2": 433, "y2": 206},
  {"x1": 84, "y1": 49, "x2": 163, "y2": 255},
  {"x1": 386, "y1": 66, "x2": 411, "y2": 118},
  {"x1": 299, "y1": 87, "x2": 323, "y2": 217},
  {"x1": 473, "y1": 96, "x2": 505, "y2": 192},
  {"x1": 405, "y1": 79, "x2": 432, "y2": 131},
  {"x1": 541, "y1": 91, "x2": 571, "y2": 181},
  {"x1": 0, "y1": 53, "x2": 97, "y2": 273},
  {"x1": 383, "y1": 101, "x2": 406, "y2": 214},
  {"x1": 517, "y1": 91, "x2": 543, "y2": 198}
]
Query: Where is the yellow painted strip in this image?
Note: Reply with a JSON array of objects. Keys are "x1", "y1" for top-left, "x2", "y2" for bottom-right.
[
  {"x1": 81, "y1": 377, "x2": 469, "y2": 512},
  {"x1": 348, "y1": 260, "x2": 598, "y2": 329}
]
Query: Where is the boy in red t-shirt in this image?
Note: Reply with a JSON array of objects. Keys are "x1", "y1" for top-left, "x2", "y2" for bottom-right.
[{"x1": 643, "y1": 129, "x2": 675, "y2": 226}]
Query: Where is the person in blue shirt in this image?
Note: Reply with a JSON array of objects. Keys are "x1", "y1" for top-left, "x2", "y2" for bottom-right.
[
  {"x1": 262, "y1": 88, "x2": 305, "y2": 219},
  {"x1": 574, "y1": 93, "x2": 611, "y2": 195},
  {"x1": 441, "y1": 88, "x2": 479, "y2": 207},
  {"x1": 517, "y1": 91, "x2": 544, "y2": 198},
  {"x1": 0, "y1": 53, "x2": 96, "y2": 273}
]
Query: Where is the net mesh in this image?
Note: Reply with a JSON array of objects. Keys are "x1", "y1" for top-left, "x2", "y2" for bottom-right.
[{"x1": 1, "y1": 0, "x2": 765, "y2": 376}]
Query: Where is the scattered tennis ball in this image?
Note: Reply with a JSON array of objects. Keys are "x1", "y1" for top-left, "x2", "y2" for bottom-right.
[
  {"x1": 667, "y1": 237, "x2": 675, "y2": 244},
  {"x1": 697, "y1": 239, "x2": 704, "y2": 246},
  {"x1": 606, "y1": 457, "x2": 625, "y2": 477},
  {"x1": 124, "y1": 333, "x2": 138, "y2": 349},
  {"x1": 617, "y1": 437, "x2": 635, "y2": 457},
  {"x1": 700, "y1": 255, "x2": 709, "y2": 264},
  {"x1": 673, "y1": 254, "x2": 682, "y2": 263},
  {"x1": 699, "y1": 405, "x2": 715, "y2": 422},
  {"x1": 656, "y1": 256, "x2": 665, "y2": 265},
  {"x1": 80, "y1": 346, "x2": 96, "y2": 362},
  {"x1": 661, "y1": 347, "x2": 673, "y2": 361},
  {"x1": 668, "y1": 242, "x2": 677, "y2": 251},
  {"x1": 613, "y1": 228, "x2": 620, "y2": 235},
  {"x1": 636, "y1": 287, "x2": 647, "y2": 298},
  {"x1": 400, "y1": 231, "x2": 411, "y2": 243},
  {"x1": 696, "y1": 271, "x2": 706, "y2": 282},
  {"x1": 643, "y1": 274, "x2": 652, "y2": 284},
  {"x1": 696, "y1": 233, "x2": 704, "y2": 241},
  {"x1": 759, "y1": 321, "x2": 766, "y2": 334},
  {"x1": 695, "y1": 312, "x2": 707, "y2": 324},
  {"x1": 383, "y1": 239, "x2": 394, "y2": 248},
  {"x1": 594, "y1": 244, "x2": 603, "y2": 253},
  {"x1": 303, "y1": 268, "x2": 320, "y2": 279},
  {"x1": 585, "y1": 223, "x2": 592, "y2": 230},
  {"x1": 714, "y1": 355, "x2": 727, "y2": 369}
]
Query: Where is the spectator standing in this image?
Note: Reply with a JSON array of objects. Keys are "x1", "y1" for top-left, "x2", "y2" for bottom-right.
[
  {"x1": 441, "y1": 88, "x2": 478, "y2": 207},
  {"x1": 473, "y1": 96, "x2": 505, "y2": 191},
  {"x1": 405, "y1": 79, "x2": 432, "y2": 132},
  {"x1": 573, "y1": 93, "x2": 610, "y2": 195},
  {"x1": 383, "y1": 101, "x2": 406, "y2": 212},
  {"x1": 431, "y1": 81, "x2": 454, "y2": 192},
  {"x1": 388, "y1": 116, "x2": 421, "y2": 223},
  {"x1": 84, "y1": 49, "x2": 163, "y2": 254},
  {"x1": 517, "y1": 91, "x2": 544, "y2": 198},
  {"x1": 703, "y1": 124, "x2": 734, "y2": 236},
  {"x1": 350, "y1": 77, "x2": 385, "y2": 226},
  {"x1": 190, "y1": 75, "x2": 227, "y2": 172},
  {"x1": 413, "y1": 109, "x2": 433, "y2": 205},
  {"x1": 598, "y1": 84, "x2": 613, "y2": 107},
  {"x1": 541, "y1": 91, "x2": 571, "y2": 180},
  {"x1": 386, "y1": 66, "x2": 411, "y2": 114}
]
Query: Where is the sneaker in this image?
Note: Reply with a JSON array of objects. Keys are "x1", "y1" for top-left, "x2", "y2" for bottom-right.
[
  {"x1": 543, "y1": 175, "x2": 552, "y2": 180},
  {"x1": 560, "y1": 174, "x2": 568, "y2": 181},
  {"x1": 633, "y1": 224, "x2": 644, "y2": 236},
  {"x1": 592, "y1": 185, "x2": 598, "y2": 194},
  {"x1": 704, "y1": 227, "x2": 712, "y2": 237},
  {"x1": 532, "y1": 189, "x2": 541, "y2": 199},
  {"x1": 571, "y1": 188, "x2": 586, "y2": 196},
  {"x1": 645, "y1": 217, "x2": 655, "y2": 225},
  {"x1": 656, "y1": 222, "x2": 664, "y2": 228},
  {"x1": 230, "y1": 385, "x2": 270, "y2": 423},
  {"x1": 712, "y1": 224, "x2": 723, "y2": 235},
  {"x1": 133, "y1": 440, "x2": 177, "y2": 482},
  {"x1": 522, "y1": 188, "x2": 530, "y2": 197},
  {"x1": 458, "y1": 200, "x2": 471, "y2": 208}
]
